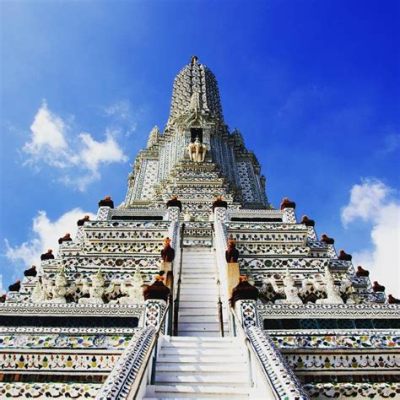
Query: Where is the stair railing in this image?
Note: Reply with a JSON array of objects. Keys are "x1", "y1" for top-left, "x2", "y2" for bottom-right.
[
  {"x1": 95, "y1": 302, "x2": 171, "y2": 400},
  {"x1": 230, "y1": 308, "x2": 254, "y2": 388},
  {"x1": 173, "y1": 223, "x2": 185, "y2": 336},
  {"x1": 216, "y1": 279, "x2": 225, "y2": 337},
  {"x1": 213, "y1": 213, "x2": 231, "y2": 335},
  {"x1": 168, "y1": 213, "x2": 180, "y2": 337},
  {"x1": 229, "y1": 307, "x2": 309, "y2": 400},
  {"x1": 149, "y1": 303, "x2": 171, "y2": 385}
]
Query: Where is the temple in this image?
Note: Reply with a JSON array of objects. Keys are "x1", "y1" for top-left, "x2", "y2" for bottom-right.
[{"x1": 1, "y1": 57, "x2": 399, "y2": 399}]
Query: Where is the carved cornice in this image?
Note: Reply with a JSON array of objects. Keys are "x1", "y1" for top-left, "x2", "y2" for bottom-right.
[
  {"x1": 0, "y1": 383, "x2": 101, "y2": 399},
  {"x1": 0, "y1": 326, "x2": 136, "y2": 334},
  {"x1": 0, "y1": 303, "x2": 145, "y2": 317},
  {"x1": 258, "y1": 303, "x2": 400, "y2": 319},
  {"x1": 268, "y1": 330, "x2": 400, "y2": 350},
  {"x1": 304, "y1": 382, "x2": 400, "y2": 398}
]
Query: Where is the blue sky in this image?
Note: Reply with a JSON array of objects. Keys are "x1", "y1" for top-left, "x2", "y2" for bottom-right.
[{"x1": 1, "y1": 0, "x2": 399, "y2": 295}]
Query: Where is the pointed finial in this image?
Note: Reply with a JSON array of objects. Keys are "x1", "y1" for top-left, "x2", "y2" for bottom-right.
[{"x1": 191, "y1": 55, "x2": 198, "y2": 64}]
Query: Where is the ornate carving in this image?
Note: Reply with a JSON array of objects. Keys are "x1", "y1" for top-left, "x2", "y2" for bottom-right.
[
  {"x1": 236, "y1": 299, "x2": 259, "y2": 328},
  {"x1": 45, "y1": 267, "x2": 68, "y2": 304},
  {"x1": 275, "y1": 269, "x2": 303, "y2": 305},
  {"x1": 303, "y1": 382, "x2": 400, "y2": 398},
  {"x1": 144, "y1": 299, "x2": 167, "y2": 329},
  {"x1": 315, "y1": 266, "x2": 344, "y2": 305},
  {"x1": 0, "y1": 383, "x2": 101, "y2": 399},
  {"x1": 115, "y1": 266, "x2": 144, "y2": 305},
  {"x1": 79, "y1": 270, "x2": 106, "y2": 305},
  {"x1": 270, "y1": 331, "x2": 400, "y2": 349},
  {"x1": 258, "y1": 303, "x2": 400, "y2": 320}
]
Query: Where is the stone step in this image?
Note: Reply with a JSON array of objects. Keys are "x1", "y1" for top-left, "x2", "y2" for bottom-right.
[
  {"x1": 181, "y1": 290, "x2": 218, "y2": 296},
  {"x1": 167, "y1": 336, "x2": 235, "y2": 343},
  {"x1": 178, "y1": 331, "x2": 222, "y2": 337},
  {"x1": 178, "y1": 308, "x2": 217, "y2": 316},
  {"x1": 177, "y1": 324, "x2": 230, "y2": 334},
  {"x1": 157, "y1": 355, "x2": 245, "y2": 363},
  {"x1": 181, "y1": 277, "x2": 215, "y2": 280},
  {"x1": 162, "y1": 341, "x2": 236, "y2": 349},
  {"x1": 179, "y1": 285, "x2": 217, "y2": 290},
  {"x1": 182, "y1": 264, "x2": 214, "y2": 267},
  {"x1": 182, "y1": 261, "x2": 214, "y2": 263},
  {"x1": 182, "y1": 265, "x2": 214, "y2": 269},
  {"x1": 182, "y1": 255, "x2": 214, "y2": 259},
  {"x1": 183, "y1": 249, "x2": 213, "y2": 253},
  {"x1": 144, "y1": 397, "x2": 248, "y2": 400},
  {"x1": 178, "y1": 302, "x2": 217, "y2": 308},
  {"x1": 181, "y1": 279, "x2": 216, "y2": 284},
  {"x1": 179, "y1": 294, "x2": 218, "y2": 301},
  {"x1": 182, "y1": 263, "x2": 214, "y2": 266},
  {"x1": 144, "y1": 396, "x2": 249, "y2": 400},
  {"x1": 181, "y1": 278, "x2": 215, "y2": 282},
  {"x1": 180, "y1": 286, "x2": 217, "y2": 291},
  {"x1": 159, "y1": 348, "x2": 245, "y2": 357},
  {"x1": 178, "y1": 315, "x2": 220, "y2": 323},
  {"x1": 182, "y1": 258, "x2": 215, "y2": 268},
  {"x1": 178, "y1": 322, "x2": 221, "y2": 330},
  {"x1": 182, "y1": 271, "x2": 215, "y2": 276},
  {"x1": 155, "y1": 373, "x2": 248, "y2": 385},
  {"x1": 182, "y1": 260, "x2": 214, "y2": 264},
  {"x1": 182, "y1": 267, "x2": 216, "y2": 275},
  {"x1": 179, "y1": 290, "x2": 218, "y2": 296},
  {"x1": 182, "y1": 256, "x2": 214, "y2": 259},
  {"x1": 145, "y1": 384, "x2": 250, "y2": 398},
  {"x1": 182, "y1": 255, "x2": 214, "y2": 258},
  {"x1": 155, "y1": 363, "x2": 246, "y2": 372}
]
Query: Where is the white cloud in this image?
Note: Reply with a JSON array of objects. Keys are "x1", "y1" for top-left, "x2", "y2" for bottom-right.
[
  {"x1": 23, "y1": 101, "x2": 70, "y2": 168},
  {"x1": 25, "y1": 101, "x2": 68, "y2": 153},
  {"x1": 78, "y1": 131, "x2": 128, "y2": 172},
  {"x1": 341, "y1": 179, "x2": 400, "y2": 296},
  {"x1": 5, "y1": 208, "x2": 96, "y2": 270},
  {"x1": 341, "y1": 179, "x2": 391, "y2": 226},
  {"x1": 22, "y1": 102, "x2": 129, "y2": 190}
]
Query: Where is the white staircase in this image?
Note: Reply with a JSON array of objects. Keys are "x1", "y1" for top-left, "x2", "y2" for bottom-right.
[
  {"x1": 144, "y1": 336, "x2": 251, "y2": 399},
  {"x1": 178, "y1": 247, "x2": 225, "y2": 337},
  {"x1": 144, "y1": 246, "x2": 253, "y2": 399}
]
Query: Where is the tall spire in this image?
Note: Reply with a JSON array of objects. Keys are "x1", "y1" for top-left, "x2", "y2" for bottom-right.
[{"x1": 168, "y1": 56, "x2": 224, "y2": 125}]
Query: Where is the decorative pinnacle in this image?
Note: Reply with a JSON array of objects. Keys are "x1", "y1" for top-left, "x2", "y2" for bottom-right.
[{"x1": 191, "y1": 55, "x2": 199, "y2": 64}]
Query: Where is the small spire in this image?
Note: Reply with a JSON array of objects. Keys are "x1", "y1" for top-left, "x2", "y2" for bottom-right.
[{"x1": 191, "y1": 55, "x2": 198, "y2": 64}]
